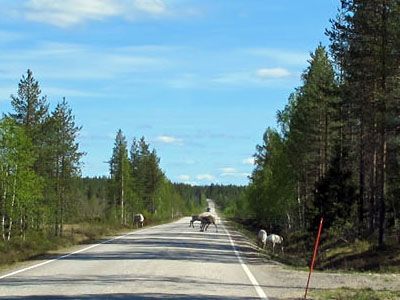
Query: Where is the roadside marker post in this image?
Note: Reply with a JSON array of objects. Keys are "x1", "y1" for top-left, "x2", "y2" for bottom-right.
[{"x1": 304, "y1": 217, "x2": 324, "y2": 299}]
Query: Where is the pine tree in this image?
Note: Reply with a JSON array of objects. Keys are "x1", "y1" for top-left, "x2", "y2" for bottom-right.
[
  {"x1": 312, "y1": 146, "x2": 356, "y2": 234},
  {"x1": 10, "y1": 70, "x2": 49, "y2": 135},
  {"x1": 109, "y1": 130, "x2": 132, "y2": 224},
  {"x1": 327, "y1": 0, "x2": 400, "y2": 246},
  {"x1": 9, "y1": 70, "x2": 50, "y2": 232},
  {"x1": 47, "y1": 99, "x2": 83, "y2": 236},
  {"x1": 282, "y1": 46, "x2": 340, "y2": 229},
  {"x1": 130, "y1": 137, "x2": 163, "y2": 214}
]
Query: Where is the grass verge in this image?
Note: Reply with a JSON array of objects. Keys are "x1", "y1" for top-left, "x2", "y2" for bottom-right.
[
  {"x1": 224, "y1": 216, "x2": 400, "y2": 273},
  {"x1": 0, "y1": 216, "x2": 182, "y2": 270},
  {"x1": 310, "y1": 288, "x2": 400, "y2": 300}
]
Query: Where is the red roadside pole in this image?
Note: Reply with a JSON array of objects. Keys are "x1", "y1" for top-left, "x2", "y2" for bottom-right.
[{"x1": 304, "y1": 217, "x2": 324, "y2": 299}]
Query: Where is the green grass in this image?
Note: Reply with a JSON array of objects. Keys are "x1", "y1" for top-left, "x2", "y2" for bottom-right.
[
  {"x1": 310, "y1": 288, "x2": 400, "y2": 300},
  {"x1": 324, "y1": 240, "x2": 371, "y2": 259},
  {"x1": 318, "y1": 238, "x2": 400, "y2": 273},
  {"x1": 224, "y1": 217, "x2": 400, "y2": 273},
  {"x1": 0, "y1": 223, "x2": 122, "y2": 269},
  {"x1": 0, "y1": 214, "x2": 187, "y2": 270}
]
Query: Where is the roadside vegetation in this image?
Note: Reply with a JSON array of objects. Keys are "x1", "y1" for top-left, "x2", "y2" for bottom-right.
[
  {"x1": 1, "y1": 1, "x2": 399, "y2": 286},
  {"x1": 223, "y1": 213, "x2": 400, "y2": 273},
  {"x1": 210, "y1": 0, "x2": 400, "y2": 274},
  {"x1": 310, "y1": 288, "x2": 400, "y2": 300},
  {"x1": 0, "y1": 223, "x2": 117, "y2": 268},
  {"x1": 0, "y1": 70, "x2": 206, "y2": 267}
]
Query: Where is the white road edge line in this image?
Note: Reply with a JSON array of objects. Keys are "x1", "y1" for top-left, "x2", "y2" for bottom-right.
[
  {"x1": 224, "y1": 225, "x2": 268, "y2": 300},
  {"x1": 0, "y1": 224, "x2": 163, "y2": 280}
]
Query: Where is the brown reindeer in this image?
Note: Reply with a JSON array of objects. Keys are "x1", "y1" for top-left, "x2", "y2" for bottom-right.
[{"x1": 198, "y1": 213, "x2": 218, "y2": 232}]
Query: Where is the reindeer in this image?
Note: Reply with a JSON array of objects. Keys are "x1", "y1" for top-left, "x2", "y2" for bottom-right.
[
  {"x1": 266, "y1": 234, "x2": 284, "y2": 254},
  {"x1": 198, "y1": 213, "x2": 218, "y2": 232},
  {"x1": 189, "y1": 215, "x2": 201, "y2": 228},
  {"x1": 133, "y1": 214, "x2": 144, "y2": 228}
]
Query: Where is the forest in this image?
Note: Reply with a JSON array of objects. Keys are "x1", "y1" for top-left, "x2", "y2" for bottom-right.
[
  {"x1": 1, "y1": 0, "x2": 400, "y2": 268},
  {"x1": 0, "y1": 70, "x2": 205, "y2": 262},
  {"x1": 215, "y1": 0, "x2": 400, "y2": 253}
]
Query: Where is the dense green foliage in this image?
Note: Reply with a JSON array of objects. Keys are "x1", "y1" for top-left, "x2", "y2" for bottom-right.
[
  {"x1": 108, "y1": 132, "x2": 196, "y2": 224},
  {"x1": 1, "y1": 0, "x2": 400, "y2": 269},
  {"x1": 1, "y1": 69, "x2": 82, "y2": 240},
  {"x1": 0, "y1": 70, "x2": 202, "y2": 249},
  {"x1": 202, "y1": 184, "x2": 247, "y2": 217},
  {"x1": 220, "y1": 1, "x2": 400, "y2": 249}
]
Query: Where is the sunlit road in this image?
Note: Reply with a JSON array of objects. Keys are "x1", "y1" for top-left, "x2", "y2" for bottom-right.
[{"x1": 0, "y1": 216, "x2": 269, "y2": 299}]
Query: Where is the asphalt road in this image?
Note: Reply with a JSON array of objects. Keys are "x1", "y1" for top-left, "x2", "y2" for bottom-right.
[{"x1": 0, "y1": 216, "x2": 270, "y2": 300}]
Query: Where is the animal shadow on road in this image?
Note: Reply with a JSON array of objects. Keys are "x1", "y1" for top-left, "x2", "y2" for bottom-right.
[{"x1": 29, "y1": 231, "x2": 268, "y2": 266}]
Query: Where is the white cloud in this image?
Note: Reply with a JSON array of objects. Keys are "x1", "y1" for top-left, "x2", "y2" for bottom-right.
[
  {"x1": 25, "y1": 0, "x2": 122, "y2": 27},
  {"x1": 219, "y1": 166, "x2": 250, "y2": 178},
  {"x1": 220, "y1": 167, "x2": 237, "y2": 174},
  {"x1": 256, "y1": 68, "x2": 291, "y2": 79},
  {"x1": 196, "y1": 174, "x2": 215, "y2": 181},
  {"x1": 0, "y1": 42, "x2": 170, "y2": 82},
  {"x1": 211, "y1": 68, "x2": 294, "y2": 87},
  {"x1": 78, "y1": 131, "x2": 115, "y2": 141},
  {"x1": 212, "y1": 71, "x2": 251, "y2": 85},
  {"x1": 220, "y1": 172, "x2": 250, "y2": 178},
  {"x1": 22, "y1": 0, "x2": 172, "y2": 28},
  {"x1": 178, "y1": 174, "x2": 190, "y2": 181},
  {"x1": 242, "y1": 157, "x2": 255, "y2": 165},
  {"x1": 156, "y1": 135, "x2": 183, "y2": 145},
  {"x1": 134, "y1": 0, "x2": 166, "y2": 15},
  {"x1": 182, "y1": 181, "x2": 198, "y2": 186}
]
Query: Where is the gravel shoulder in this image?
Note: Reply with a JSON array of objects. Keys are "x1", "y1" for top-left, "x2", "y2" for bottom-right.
[{"x1": 227, "y1": 223, "x2": 400, "y2": 300}]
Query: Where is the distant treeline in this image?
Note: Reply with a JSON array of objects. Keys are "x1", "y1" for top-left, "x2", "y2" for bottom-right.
[
  {"x1": 0, "y1": 70, "x2": 205, "y2": 244},
  {"x1": 75, "y1": 177, "x2": 208, "y2": 223},
  {"x1": 216, "y1": 0, "x2": 400, "y2": 248},
  {"x1": 105, "y1": 131, "x2": 206, "y2": 224}
]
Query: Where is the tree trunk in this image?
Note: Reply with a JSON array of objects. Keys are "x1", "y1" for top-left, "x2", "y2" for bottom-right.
[
  {"x1": 359, "y1": 120, "x2": 365, "y2": 236},
  {"x1": 378, "y1": 136, "x2": 387, "y2": 247},
  {"x1": 55, "y1": 165, "x2": 61, "y2": 237},
  {"x1": 60, "y1": 185, "x2": 64, "y2": 237},
  {"x1": 369, "y1": 146, "x2": 377, "y2": 234},
  {"x1": 121, "y1": 171, "x2": 124, "y2": 225},
  {"x1": 378, "y1": 1, "x2": 389, "y2": 248},
  {"x1": 1, "y1": 167, "x2": 8, "y2": 241},
  {"x1": 297, "y1": 181, "x2": 302, "y2": 229},
  {"x1": 7, "y1": 165, "x2": 17, "y2": 241}
]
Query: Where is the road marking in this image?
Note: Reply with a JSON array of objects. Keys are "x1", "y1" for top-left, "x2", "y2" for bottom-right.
[
  {"x1": 224, "y1": 225, "x2": 268, "y2": 300},
  {"x1": 0, "y1": 224, "x2": 164, "y2": 280}
]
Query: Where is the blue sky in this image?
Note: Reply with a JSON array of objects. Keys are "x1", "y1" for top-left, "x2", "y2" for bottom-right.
[{"x1": 0, "y1": 0, "x2": 339, "y2": 185}]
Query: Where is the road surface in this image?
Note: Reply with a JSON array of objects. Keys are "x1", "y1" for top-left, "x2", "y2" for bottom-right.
[
  {"x1": 2, "y1": 206, "x2": 398, "y2": 300},
  {"x1": 0, "y1": 216, "x2": 270, "y2": 299}
]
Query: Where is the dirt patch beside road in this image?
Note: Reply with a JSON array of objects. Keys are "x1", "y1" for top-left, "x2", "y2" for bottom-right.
[{"x1": 228, "y1": 225, "x2": 400, "y2": 300}]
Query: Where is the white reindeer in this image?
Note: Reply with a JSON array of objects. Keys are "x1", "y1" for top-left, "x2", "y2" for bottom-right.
[
  {"x1": 257, "y1": 229, "x2": 267, "y2": 249},
  {"x1": 266, "y1": 234, "x2": 284, "y2": 254}
]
